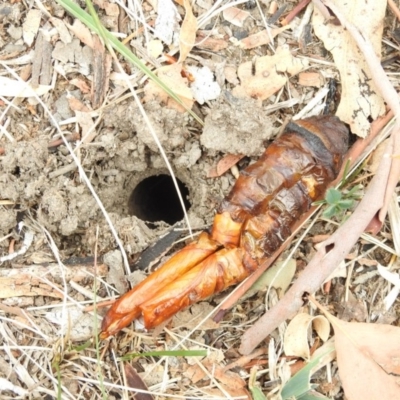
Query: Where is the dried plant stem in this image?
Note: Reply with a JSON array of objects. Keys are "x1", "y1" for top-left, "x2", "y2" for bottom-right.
[{"x1": 388, "y1": 0, "x2": 400, "y2": 23}]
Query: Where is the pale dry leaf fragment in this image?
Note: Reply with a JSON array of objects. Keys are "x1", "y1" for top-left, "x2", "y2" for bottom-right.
[
  {"x1": 195, "y1": 34, "x2": 228, "y2": 51},
  {"x1": 68, "y1": 19, "x2": 94, "y2": 48},
  {"x1": 284, "y1": 313, "x2": 330, "y2": 360},
  {"x1": 148, "y1": 39, "x2": 163, "y2": 58},
  {"x1": 0, "y1": 77, "x2": 52, "y2": 97},
  {"x1": 388, "y1": 193, "x2": 400, "y2": 256},
  {"x1": 243, "y1": 259, "x2": 296, "y2": 301},
  {"x1": 232, "y1": 46, "x2": 308, "y2": 100},
  {"x1": 186, "y1": 65, "x2": 221, "y2": 104},
  {"x1": 377, "y1": 263, "x2": 400, "y2": 310},
  {"x1": 50, "y1": 17, "x2": 72, "y2": 44},
  {"x1": 224, "y1": 65, "x2": 239, "y2": 85},
  {"x1": 332, "y1": 316, "x2": 400, "y2": 399},
  {"x1": 45, "y1": 307, "x2": 99, "y2": 341},
  {"x1": 76, "y1": 110, "x2": 96, "y2": 143},
  {"x1": 312, "y1": 0, "x2": 386, "y2": 137},
  {"x1": 238, "y1": 26, "x2": 289, "y2": 49},
  {"x1": 70, "y1": 78, "x2": 91, "y2": 93},
  {"x1": 22, "y1": 9, "x2": 41, "y2": 46},
  {"x1": 104, "y1": 2, "x2": 119, "y2": 16},
  {"x1": 154, "y1": 0, "x2": 181, "y2": 45},
  {"x1": 223, "y1": 7, "x2": 250, "y2": 27},
  {"x1": 144, "y1": 63, "x2": 194, "y2": 111},
  {"x1": 178, "y1": 0, "x2": 197, "y2": 62}
]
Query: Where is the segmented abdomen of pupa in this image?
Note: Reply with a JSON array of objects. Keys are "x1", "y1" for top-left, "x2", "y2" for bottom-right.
[{"x1": 217, "y1": 115, "x2": 349, "y2": 261}]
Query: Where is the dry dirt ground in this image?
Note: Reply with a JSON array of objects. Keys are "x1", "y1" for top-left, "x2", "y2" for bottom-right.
[{"x1": 0, "y1": 0, "x2": 399, "y2": 399}]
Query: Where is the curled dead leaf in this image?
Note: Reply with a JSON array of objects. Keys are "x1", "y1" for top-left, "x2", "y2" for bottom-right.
[
  {"x1": 208, "y1": 154, "x2": 245, "y2": 178},
  {"x1": 284, "y1": 313, "x2": 330, "y2": 360},
  {"x1": 178, "y1": 0, "x2": 197, "y2": 63}
]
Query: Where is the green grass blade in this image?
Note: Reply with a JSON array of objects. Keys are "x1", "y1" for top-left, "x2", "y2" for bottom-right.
[
  {"x1": 56, "y1": 0, "x2": 203, "y2": 125},
  {"x1": 120, "y1": 349, "x2": 208, "y2": 361}
]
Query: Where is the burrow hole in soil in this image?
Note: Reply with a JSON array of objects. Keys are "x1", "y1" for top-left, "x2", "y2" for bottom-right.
[{"x1": 128, "y1": 174, "x2": 191, "y2": 226}]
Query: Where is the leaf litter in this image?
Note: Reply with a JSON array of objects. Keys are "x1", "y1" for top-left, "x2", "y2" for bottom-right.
[{"x1": 0, "y1": 0, "x2": 400, "y2": 398}]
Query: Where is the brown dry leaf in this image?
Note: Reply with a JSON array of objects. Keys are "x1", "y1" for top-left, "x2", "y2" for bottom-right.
[
  {"x1": 298, "y1": 71, "x2": 323, "y2": 87},
  {"x1": 284, "y1": 313, "x2": 330, "y2": 360},
  {"x1": 337, "y1": 289, "x2": 368, "y2": 322},
  {"x1": 223, "y1": 7, "x2": 250, "y2": 28},
  {"x1": 144, "y1": 64, "x2": 194, "y2": 111},
  {"x1": 232, "y1": 46, "x2": 308, "y2": 100},
  {"x1": 195, "y1": 33, "x2": 228, "y2": 51},
  {"x1": 178, "y1": 0, "x2": 197, "y2": 63},
  {"x1": 70, "y1": 78, "x2": 91, "y2": 94},
  {"x1": 68, "y1": 19, "x2": 94, "y2": 48},
  {"x1": 332, "y1": 316, "x2": 400, "y2": 399},
  {"x1": 207, "y1": 154, "x2": 245, "y2": 178},
  {"x1": 124, "y1": 363, "x2": 154, "y2": 400},
  {"x1": 186, "y1": 360, "x2": 249, "y2": 398},
  {"x1": 67, "y1": 96, "x2": 91, "y2": 112},
  {"x1": 312, "y1": 0, "x2": 386, "y2": 137},
  {"x1": 238, "y1": 26, "x2": 289, "y2": 50}
]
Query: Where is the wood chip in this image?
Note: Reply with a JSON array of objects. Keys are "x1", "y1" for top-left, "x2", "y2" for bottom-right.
[{"x1": 298, "y1": 71, "x2": 324, "y2": 87}]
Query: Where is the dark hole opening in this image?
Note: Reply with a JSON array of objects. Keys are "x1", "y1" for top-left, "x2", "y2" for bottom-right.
[{"x1": 128, "y1": 174, "x2": 191, "y2": 225}]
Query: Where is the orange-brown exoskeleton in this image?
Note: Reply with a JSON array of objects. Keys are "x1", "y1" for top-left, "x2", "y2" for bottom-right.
[{"x1": 100, "y1": 115, "x2": 349, "y2": 338}]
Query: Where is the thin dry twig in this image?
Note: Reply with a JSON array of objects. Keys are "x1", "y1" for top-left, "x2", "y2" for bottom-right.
[
  {"x1": 388, "y1": 0, "x2": 400, "y2": 23},
  {"x1": 281, "y1": 0, "x2": 311, "y2": 26}
]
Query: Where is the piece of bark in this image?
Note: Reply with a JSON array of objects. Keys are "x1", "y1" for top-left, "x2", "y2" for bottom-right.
[
  {"x1": 31, "y1": 29, "x2": 53, "y2": 88},
  {"x1": 91, "y1": 35, "x2": 111, "y2": 109}
]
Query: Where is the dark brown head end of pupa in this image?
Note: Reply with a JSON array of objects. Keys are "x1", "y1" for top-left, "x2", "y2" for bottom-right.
[{"x1": 286, "y1": 115, "x2": 349, "y2": 174}]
